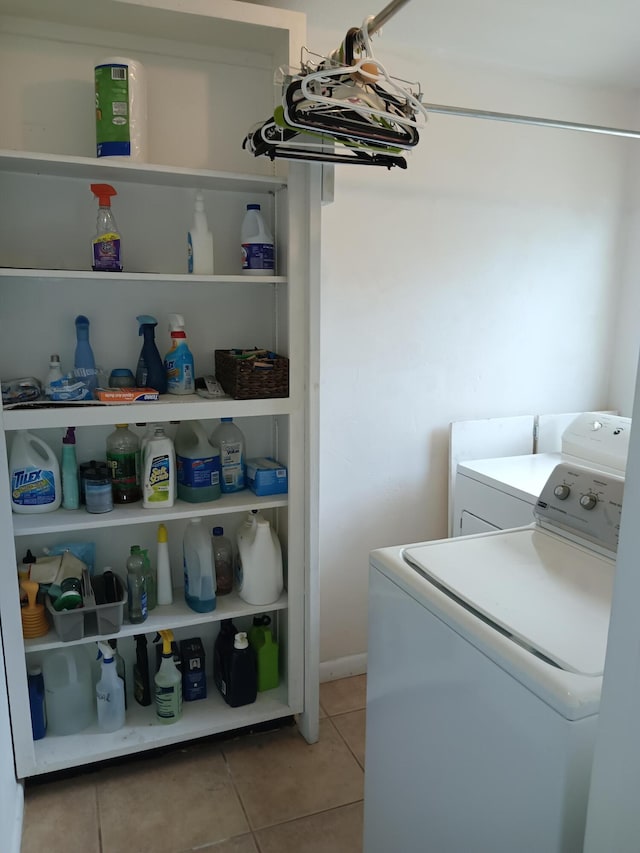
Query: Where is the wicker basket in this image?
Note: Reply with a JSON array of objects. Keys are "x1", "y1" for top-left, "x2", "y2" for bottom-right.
[{"x1": 214, "y1": 349, "x2": 289, "y2": 400}]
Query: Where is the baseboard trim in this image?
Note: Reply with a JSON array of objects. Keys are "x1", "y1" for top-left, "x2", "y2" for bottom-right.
[{"x1": 319, "y1": 653, "x2": 367, "y2": 683}]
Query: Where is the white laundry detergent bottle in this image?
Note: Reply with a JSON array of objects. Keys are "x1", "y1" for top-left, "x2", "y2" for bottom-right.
[
  {"x1": 10, "y1": 430, "x2": 61, "y2": 514},
  {"x1": 236, "y1": 510, "x2": 283, "y2": 605}
]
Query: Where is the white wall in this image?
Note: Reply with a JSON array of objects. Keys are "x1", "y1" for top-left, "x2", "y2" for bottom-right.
[{"x1": 317, "y1": 52, "x2": 634, "y2": 667}]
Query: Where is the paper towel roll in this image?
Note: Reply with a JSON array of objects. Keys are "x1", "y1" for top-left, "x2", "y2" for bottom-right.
[{"x1": 95, "y1": 56, "x2": 148, "y2": 162}]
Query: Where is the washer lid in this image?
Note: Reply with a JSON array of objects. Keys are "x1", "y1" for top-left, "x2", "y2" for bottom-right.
[{"x1": 403, "y1": 528, "x2": 614, "y2": 676}]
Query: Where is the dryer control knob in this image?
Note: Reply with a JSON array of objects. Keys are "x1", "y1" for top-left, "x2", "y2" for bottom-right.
[
  {"x1": 580, "y1": 493, "x2": 598, "y2": 510},
  {"x1": 553, "y1": 484, "x2": 571, "y2": 500}
]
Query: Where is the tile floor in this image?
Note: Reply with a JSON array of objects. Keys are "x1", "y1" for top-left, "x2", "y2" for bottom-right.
[{"x1": 20, "y1": 675, "x2": 367, "y2": 853}]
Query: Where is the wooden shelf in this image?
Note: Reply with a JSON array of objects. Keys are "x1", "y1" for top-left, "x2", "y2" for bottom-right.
[
  {"x1": 0, "y1": 268, "x2": 287, "y2": 284},
  {"x1": 23, "y1": 590, "x2": 289, "y2": 652},
  {"x1": 0, "y1": 148, "x2": 287, "y2": 193},
  {"x1": 12, "y1": 491, "x2": 288, "y2": 536},
  {"x1": 30, "y1": 683, "x2": 293, "y2": 776}
]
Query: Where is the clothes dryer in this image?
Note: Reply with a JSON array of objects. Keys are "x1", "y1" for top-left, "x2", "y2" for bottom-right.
[{"x1": 452, "y1": 411, "x2": 629, "y2": 535}]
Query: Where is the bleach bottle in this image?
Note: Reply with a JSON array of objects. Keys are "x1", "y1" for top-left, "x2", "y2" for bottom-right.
[
  {"x1": 10, "y1": 430, "x2": 61, "y2": 514},
  {"x1": 241, "y1": 203, "x2": 274, "y2": 275},
  {"x1": 96, "y1": 642, "x2": 126, "y2": 732},
  {"x1": 164, "y1": 314, "x2": 195, "y2": 395},
  {"x1": 175, "y1": 419, "x2": 221, "y2": 502},
  {"x1": 236, "y1": 510, "x2": 283, "y2": 606}
]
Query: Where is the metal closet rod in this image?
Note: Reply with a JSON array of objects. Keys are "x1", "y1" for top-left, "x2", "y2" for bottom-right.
[
  {"x1": 356, "y1": 0, "x2": 640, "y2": 139},
  {"x1": 424, "y1": 102, "x2": 640, "y2": 139}
]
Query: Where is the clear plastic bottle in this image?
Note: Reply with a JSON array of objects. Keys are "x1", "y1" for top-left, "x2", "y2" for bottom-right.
[
  {"x1": 183, "y1": 517, "x2": 216, "y2": 613},
  {"x1": 106, "y1": 424, "x2": 141, "y2": 503},
  {"x1": 188, "y1": 191, "x2": 214, "y2": 275},
  {"x1": 212, "y1": 526, "x2": 233, "y2": 595},
  {"x1": 45, "y1": 354, "x2": 63, "y2": 398},
  {"x1": 126, "y1": 545, "x2": 148, "y2": 623},
  {"x1": 96, "y1": 642, "x2": 126, "y2": 732},
  {"x1": 210, "y1": 418, "x2": 246, "y2": 493},
  {"x1": 141, "y1": 547, "x2": 156, "y2": 611}
]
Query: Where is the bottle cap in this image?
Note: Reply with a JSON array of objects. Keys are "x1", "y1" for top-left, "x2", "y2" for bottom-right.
[
  {"x1": 234, "y1": 631, "x2": 249, "y2": 650},
  {"x1": 158, "y1": 523, "x2": 168, "y2": 543},
  {"x1": 63, "y1": 427, "x2": 76, "y2": 445},
  {"x1": 247, "y1": 204, "x2": 260, "y2": 210},
  {"x1": 49, "y1": 354, "x2": 61, "y2": 364},
  {"x1": 212, "y1": 526, "x2": 224, "y2": 536}
]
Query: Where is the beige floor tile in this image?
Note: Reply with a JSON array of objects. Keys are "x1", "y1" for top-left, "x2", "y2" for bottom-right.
[
  {"x1": 332, "y1": 709, "x2": 366, "y2": 768},
  {"x1": 177, "y1": 833, "x2": 258, "y2": 852},
  {"x1": 255, "y1": 802, "x2": 363, "y2": 853},
  {"x1": 319, "y1": 675, "x2": 367, "y2": 716},
  {"x1": 97, "y1": 744, "x2": 249, "y2": 853},
  {"x1": 223, "y1": 718, "x2": 363, "y2": 829},
  {"x1": 21, "y1": 774, "x2": 100, "y2": 853}
]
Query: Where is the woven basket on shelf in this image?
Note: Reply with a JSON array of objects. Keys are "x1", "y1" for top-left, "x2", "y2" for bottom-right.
[{"x1": 214, "y1": 349, "x2": 289, "y2": 400}]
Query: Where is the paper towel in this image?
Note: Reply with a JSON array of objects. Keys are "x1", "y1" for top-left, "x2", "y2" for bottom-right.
[{"x1": 95, "y1": 56, "x2": 148, "y2": 161}]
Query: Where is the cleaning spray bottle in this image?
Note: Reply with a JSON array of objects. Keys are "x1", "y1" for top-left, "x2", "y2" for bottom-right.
[
  {"x1": 61, "y1": 427, "x2": 79, "y2": 510},
  {"x1": 188, "y1": 190, "x2": 214, "y2": 274},
  {"x1": 164, "y1": 314, "x2": 195, "y2": 395},
  {"x1": 90, "y1": 183, "x2": 122, "y2": 272},
  {"x1": 136, "y1": 315, "x2": 167, "y2": 393},
  {"x1": 74, "y1": 314, "x2": 98, "y2": 394},
  {"x1": 96, "y1": 641, "x2": 126, "y2": 732},
  {"x1": 154, "y1": 629, "x2": 182, "y2": 724}
]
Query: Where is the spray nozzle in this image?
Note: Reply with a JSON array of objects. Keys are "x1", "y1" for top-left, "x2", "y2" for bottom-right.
[
  {"x1": 168, "y1": 314, "x2": 186, "y2": 337},
  {"x1": 154, "y1": 629, "x2": 175, "y2": 655},
  {"x1": 91, "y1": 183, "x2": 117, "y2": 207},
  {"x1": 137, "y1": 314, "x2": 158, "y2": 335},
  {"x1": 97, "y1": 641, "x2": 114, "y2": 662},
  {"x1": 63, "y1": 427, "x2": 76, "y2": 445}
]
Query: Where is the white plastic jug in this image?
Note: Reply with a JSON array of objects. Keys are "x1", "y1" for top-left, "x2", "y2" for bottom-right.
[
  {"x1": 42, "y1": 646, "x2": 95, "y2": 735},
  {"x1": 183, "y1": 517, "x2": 216, "y2": 613},
  {"x1": 236, "y1": 510, "x2": 283, "y2": 605},
  {"x1": 10, "y1": 430, "x2": 61, "y2": 514}
]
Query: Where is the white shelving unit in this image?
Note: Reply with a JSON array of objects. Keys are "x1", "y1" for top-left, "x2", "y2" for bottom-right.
[{"x1": 0, "y1": 0, "x2": 320, "y2": 778}]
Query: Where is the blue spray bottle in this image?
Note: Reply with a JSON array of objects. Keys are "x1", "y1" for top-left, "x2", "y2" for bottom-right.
[
  {"x1": 136, "y1": 315, "x2": 168, "y2": 393},
  {"x1": 74, "y1": 315, "x2": 98, "y2": 393}
]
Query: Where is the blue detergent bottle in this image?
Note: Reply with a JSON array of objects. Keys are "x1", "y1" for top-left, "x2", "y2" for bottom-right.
[
  {"x1": 136, "y1": 315, "x2": 168, "y2": 393},
  {"x1": 74, "y1": 315, "x2": 98, "y2": 393},
  {"x1": 164, "y1": 314, "x2": 195, "y2": 395}
]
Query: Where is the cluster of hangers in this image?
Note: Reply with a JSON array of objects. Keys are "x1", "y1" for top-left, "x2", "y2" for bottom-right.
[{"x1": 243, "y1": 14, "x2": 428, "y2": 170}]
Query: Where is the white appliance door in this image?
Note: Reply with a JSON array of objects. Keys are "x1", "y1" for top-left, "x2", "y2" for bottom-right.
[{"x1": 404, "y1": 528, "x2": 614, "y2": 675}]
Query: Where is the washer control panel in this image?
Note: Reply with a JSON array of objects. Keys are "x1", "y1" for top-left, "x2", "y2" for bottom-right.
[{"x1": 534, "y1": 462, "x2": 624, "y2": 552}]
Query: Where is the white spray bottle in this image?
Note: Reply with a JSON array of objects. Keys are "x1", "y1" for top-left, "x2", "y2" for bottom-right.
[{"x1": 96, "y1": 641, "x2": 126, "y2": 732}]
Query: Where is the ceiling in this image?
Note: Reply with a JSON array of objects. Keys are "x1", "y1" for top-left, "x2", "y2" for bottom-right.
[{"x1": 247, "y1": 0, "x2": 640, "y2": 89}]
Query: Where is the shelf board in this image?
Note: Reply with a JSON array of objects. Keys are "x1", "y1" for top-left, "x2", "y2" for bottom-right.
[
  {"x1": 30, "y1": 683, "x2": 292, "y2": 776},
  {"x1": 23, "y1": 590, "x2": 288, "y2": 652},
  {"x1": 13, "y1": 491, "x2": 288, "y2": 536},
  {"x1": 2, "y1": 394, "x2": 294, "y2": 429},
  {"x1": 0, "y1": 149, "x2": 287, "y2": 193},
  {"x1": 0, "y1": 268, "x2": 287, "y2": 284}
]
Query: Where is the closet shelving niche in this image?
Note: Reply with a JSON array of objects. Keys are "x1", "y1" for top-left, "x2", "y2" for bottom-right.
[{"x1": 0, "y1": 0, "x2": 320, "y2": 778}]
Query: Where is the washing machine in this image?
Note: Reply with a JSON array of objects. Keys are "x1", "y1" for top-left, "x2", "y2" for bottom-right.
[
  {"x1": 452, "y1": 411, "x2": 630, "y2": 535},
  {"x1": 364, "y1": 461, "x2": 624, "y2": 853}
]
